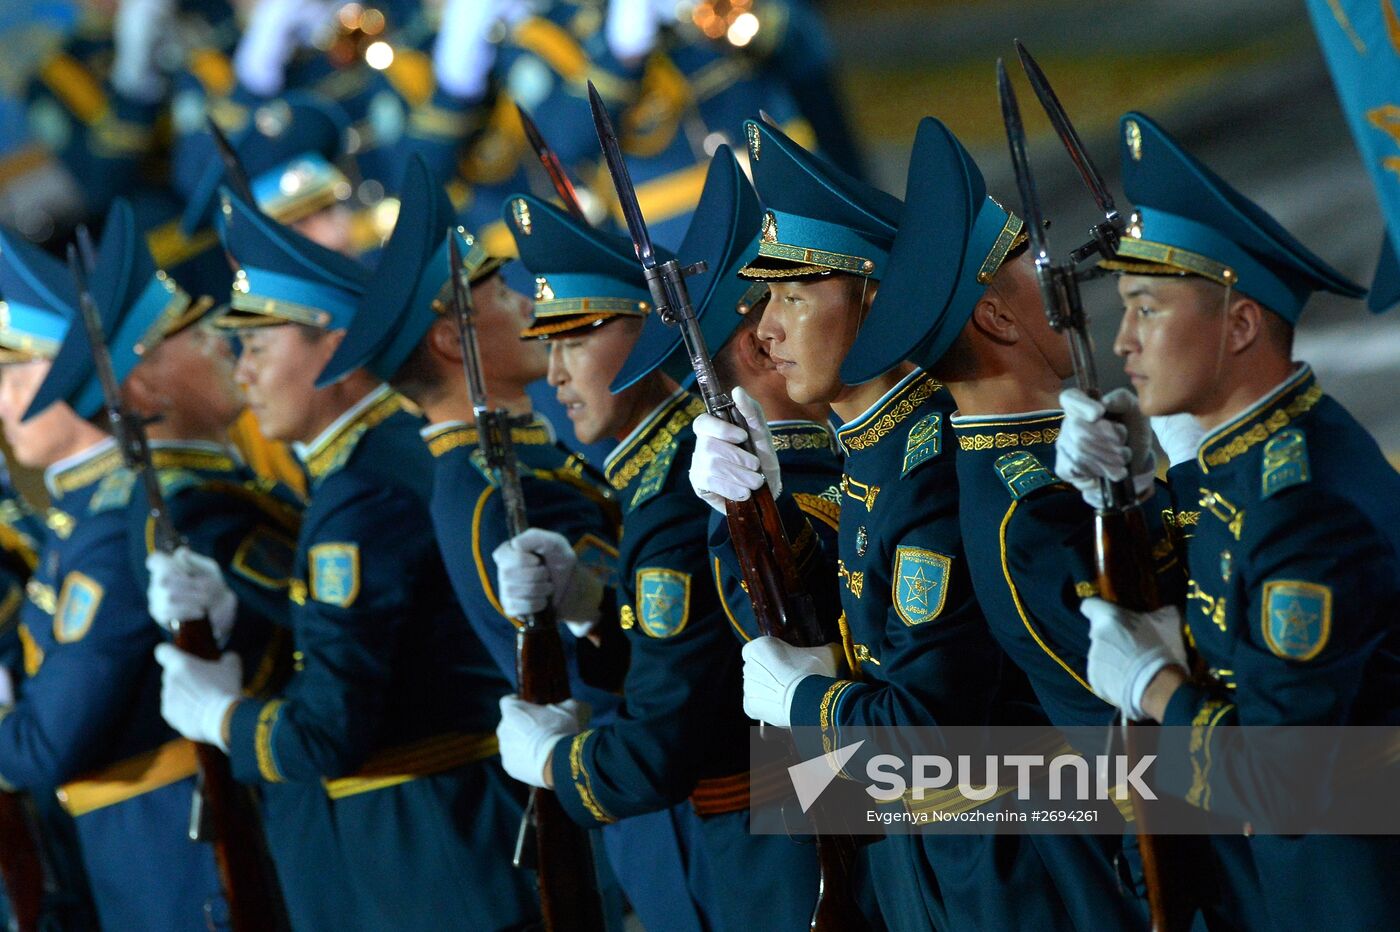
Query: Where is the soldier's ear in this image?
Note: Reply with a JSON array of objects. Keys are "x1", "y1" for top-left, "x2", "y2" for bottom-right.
[
  {"x1": 123, "y1": 363, "x2": 166, "y2": 418},
  {"x1": 427, "y1": 316, "x2": 463, "y2": 363},
  {"x1": 1224, "y1": 295, "x2": 1267, "y2": 356},
  {"x1": 969, "y1": 292, "x2": 1019, "y2": 346}
]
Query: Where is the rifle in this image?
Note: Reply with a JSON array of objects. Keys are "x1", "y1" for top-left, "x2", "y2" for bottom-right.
[
  {"x1": 516, "y1": 104, "x2": 590, "y2": 225},
  {"x1": 0, "y1": 790, "x2": 44, "y2": 932},
  {"x1": 587, "y1": 81, "x2": 868, "y2": 932},
  {"x1": 446, "y1": 234, "x2": 606, "y2": 932},
  {"x1": 998, "y1": 45, "x2": 1193, "y2": 932},
  {"x1": 65, "y1": 231, "x2": 287, "y2": 932}
]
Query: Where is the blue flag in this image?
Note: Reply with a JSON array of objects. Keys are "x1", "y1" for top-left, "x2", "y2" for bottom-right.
[{"x1": 1307, "y1": 0, "x2": 1400, "y2": 311}]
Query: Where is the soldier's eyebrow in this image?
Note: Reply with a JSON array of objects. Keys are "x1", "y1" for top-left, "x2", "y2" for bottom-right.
[{"x1": 1120, "y1": 284, "x2": 1159, "y2": 299}]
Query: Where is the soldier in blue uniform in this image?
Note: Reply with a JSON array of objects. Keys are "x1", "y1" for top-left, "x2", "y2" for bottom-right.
[
  {"x1": 314, "y1": 155, "x2": 626, "y2": 718},
  {"x1": 491, "y1": 162, "x2": 823, "y2": 930},
  {"x1": 0, "y1": 255, "x2": 100, "y2": 932},
  {"x1": 841, "y1": 115, "x2": 1196, "y2": 931},
  {"x1": 155, "y1": 187, "x2": 539, "y2": 931},
  {"x1": 1056, "y1": 111, "x2": 1400, "y2": 931},
  {"x1": 311, "y1": 154, "x2": 646, "y2": 929},
  {"x1": 688, "y1": 118, "x2": 1087, "y2": 931},
  {"x1": 174, "y1": 0, "x2": 417, "y2": 210},
  {"x1": 624, "y1": 145, "x2": 843, "y2": 655},
  {"x1": 178, "y1": 89, "x2": 358, "y2": 255},
  {"x1": 0, "y1": 198, "x2": 283, "y2": 930}
]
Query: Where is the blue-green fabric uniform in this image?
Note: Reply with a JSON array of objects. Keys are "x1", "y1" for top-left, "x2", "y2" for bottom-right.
[
  {"x1": 546, "y1": 389, "x2": 820, "y2": 932},
  {"x1": 707, "y1": 420, "x2": 844, "y2": 645},
  {"x1": 424, "y1": 416, "x2": 705, "y2": 932},
  {"x1": 25, "y1": 13, "x2": 160, "y2": 220},
  {"x1": 0, "y1": 469, "x2": 43, "y2": 681},
  {"x1": 0, "y1": 468, "x2": 99, "y2": 932},
  {"x1": 424, "y1": 416, "x2": 625, "y2": 719},
  {"x1": 1159, "y1": 366, "x2": 1400, "y2": 930},
  {"x1": 121, "y1": 441, "x2": 299, "y2": 678},
  {"x1": 950, "y1": 411, "x2": 1188, "y2": 932},
  {"x1": 0, "y1": 443, "x2": 226, "y2": 931},
  {"x1": 225, "y1": 387, "x2": 538, "y2": 932},
  {"x1": 785, "y1": 371, "x2": 1073, "y2": 932}
]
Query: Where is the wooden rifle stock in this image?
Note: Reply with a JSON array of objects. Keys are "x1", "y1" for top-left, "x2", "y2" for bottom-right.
[
  {"x1": 725, "y1": 485, "x2": 868, "y2": 932},
  {"x1": 1094, "y1": 506, "x2": 1195, "y2": 932},
  {"x1": 172, "y1": 618, "x2": 287, "y2": 932},
  {"x1": 514, "y1": 617, "x2": 606, "y2": 932},
  {"x1": 447, "y1": 241, "x2": 605, "y2": 932},
  {"x1": 0, "y1": 790, "x2": 44, "y2": 932}
]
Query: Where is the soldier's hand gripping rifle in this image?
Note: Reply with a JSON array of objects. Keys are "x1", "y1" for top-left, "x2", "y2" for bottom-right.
[
  {"x1": 587, "y1": 81, "x2": 868, "y2": 932},
  {"x1": 999, "y1": 46, "x2": 1192, "y2": 932},
  {"x1": 446, "y1": 235, "x2": 606, "y2": 932},
  {"x1": 66, "y1": 232, "x2": 286, "y2": 932}
]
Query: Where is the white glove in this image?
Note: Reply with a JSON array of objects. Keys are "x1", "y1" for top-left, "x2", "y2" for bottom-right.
[
  {"x1": 1080, "y1": 598, "x2": 1187, "y2": 721},
  {"x1": 605, "y1": 0, "x2": 664, "y2": 63},
  {"x1": 496, "y1": 695, "x2": 589, "y2": 788},
  {"x1": 434, "y1": 0, "x2": 501, "y2": 100},
  {"x1": 112, "y1": 0, "x2": 176, "y2": 103},
  {"x1": 689, "y1": 388, "x2": 782, "y2": 515},
  {"x1": 0, "y1": 666, "x2": 13, "y2": 706},
  {"x1": 234, "y1": 0, "x2": 338, "y2": 97},
  {"x1": 1150, "y1": 413, "x2": 1206, "y2": 469},
  {"x1": 147, "y1": 546, "x2": 238, "y2": 647},
  {"x1": 1055, "y1": 388, "x2": 1156, "y2": 508},
  {"x1": 153, "y1": 643, "x2": 243, "y2": 752},
  {"x1": 493, "y1": 528, "x2": 604, "y2": 639},
  {"x1": 741, "y1": 636, "x2": 840, "y2": 728}
]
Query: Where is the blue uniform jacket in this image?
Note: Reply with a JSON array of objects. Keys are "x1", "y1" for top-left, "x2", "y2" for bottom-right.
[
  {"x1": 1160, "y1": 365, "x2": 1400, "y2": 930},
  {"x1": 224, "y1": 387, "x2": 537, "y2": 932},
  {"x1": 707, "y1": 420, "x2": 844, "y2": 645},
  {"x1": 424, "y1": 414, "x2": 626, "y2": 712},
  {"x1": 0, "y1": 437, "x2": 288, "y2": 931},
  {"x1": 784, "y1": 370, "x2": 1078, "y2": 932}
]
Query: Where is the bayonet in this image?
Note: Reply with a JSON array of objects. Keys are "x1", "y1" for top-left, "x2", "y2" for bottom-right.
[
  {"x1": 207, "y1": 117, "x2": 257, "y2": 206},
  {"x1": 1015, "y1": 40, "x2": 1125, "y2": 264},
  {"x1": 516, "y1": 104, "x2": 589, "y2": 224}
]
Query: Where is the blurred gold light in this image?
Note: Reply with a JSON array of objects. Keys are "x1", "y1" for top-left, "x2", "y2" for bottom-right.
[
  {"x1": 365, "y1": 41, "x2": 394, "y2": 70},
  {"x1": 727, "y1": 12, "x2": 760, "y2": 46}
]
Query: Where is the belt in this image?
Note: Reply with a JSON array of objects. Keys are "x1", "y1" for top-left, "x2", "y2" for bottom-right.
[
  {"x1": 323, "y1": 731, "x2": 499, "y2": 800},
  {"x1": 690, "y1": 762, "x2": 791, "y2": 817},
  {"x1": 902, "y1": 734, "x2": 1076, "y2": 819},
  {"x1": 58, "y1": 738, "x2": 198, "y2": 817}
]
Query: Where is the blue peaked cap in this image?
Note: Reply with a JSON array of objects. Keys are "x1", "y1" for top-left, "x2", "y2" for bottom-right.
[
  {"x1": 26, "y1": 200, "x2": 195, "y2": 421},
  {"x1": 0, "y1": 229, "x2": 75, "y2": 361},
  {"x1": 216, "y1": 187, "x2": 369, "y2": 331},
  {"x1": 509, "y1": 195, "x2": 668, "y2": 340},
  {"x1": 846, "y1": 117, "x2": 1024, "y2": 384},
  {"x1": 181, "y1": 92, "x2": 351, "y2": 236},
  {"x1": 317, "y1": 155, "x2": 506, "y2": 387},
  {"x1": 737, "y1": 119, "x2": 901, "y2": 282},
  {"x1": 1106, "y1": 111, "x2": 1363, "y2": 322},
  {"x1": 611, "y1": 145, "x2": 765, "y2": 393}
]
